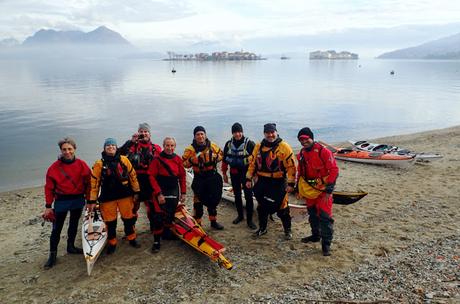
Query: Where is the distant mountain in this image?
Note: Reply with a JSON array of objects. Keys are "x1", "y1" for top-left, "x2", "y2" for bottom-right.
[
  {"x1": 22, "y1": 26, "x2": 132, "y2": 46},
  {"x1": 0, "y1": 38, "x2": 20, "y2": 47},
  {"x1": 378, "y1": 32, "x2": 460, "y2": 59}
]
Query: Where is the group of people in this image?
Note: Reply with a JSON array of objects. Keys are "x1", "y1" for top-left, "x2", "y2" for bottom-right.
[{"x1": 42, "y1": 122, "x2": 339, "y2": 269}]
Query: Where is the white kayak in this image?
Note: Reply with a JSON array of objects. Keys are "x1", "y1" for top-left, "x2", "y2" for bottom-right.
[
  {"x1": 349, "y1": 140, "x2": 443, "y2": 162},
  {"x1": 82, "y1": 209, "x2": 107, "y2": 276},
  {"x1": 222, "y1": 186, "x2": 308, "y2": 223}
]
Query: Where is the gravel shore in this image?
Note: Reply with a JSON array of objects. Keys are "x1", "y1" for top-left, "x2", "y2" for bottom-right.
[{"x1": 1, "y1": 126, "x2": 459, "y2": 303}]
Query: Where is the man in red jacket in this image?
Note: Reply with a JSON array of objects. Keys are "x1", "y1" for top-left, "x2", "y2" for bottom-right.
[
  {"x1": 148, "y1": 137, "x2": 186, "y2": 253},
  {"x1": 119, "y1": 123, "x2": 162, "y2": 230},
  {"x1": 43, "y1": 137, "x2": 91, "y2": 269},
  {"x1": 296, "y1": 127, "x2": 339, "y2": 256}
]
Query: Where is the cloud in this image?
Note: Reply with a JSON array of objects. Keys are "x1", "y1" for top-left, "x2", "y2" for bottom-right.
[{"x1": 2, "y1": 0, "x2": 460, "y2": 50}]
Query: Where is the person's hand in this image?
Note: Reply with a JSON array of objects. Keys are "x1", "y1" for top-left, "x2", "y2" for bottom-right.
[
  {"x1": 158, "y1": 194, "x2": 166, "y2": 205},
  {"x1": 180, "y1": 193, "x2": 186, "y2": 203},
  {"x1": 223, "y1": 174, "x2": 229, "y2": 184},
  {"x1": 133, "y1": 193, "x2": 139, "y2": 203},
  {"x1": 189, "y1": 156, "x2": 199, "y2": 165},
  {"x1": 245, "y1": 180, "x2": 252, "y2": 189},
  {"x1": 131, "y1": 132, "x2": 139, "y2": 142},
  {"x1": 42, "y1": 208, "x2": 56, "y2": 222},
  {"x1": 325, "y1": 184, "x2": 335, "y2": 194},
  {"x1": 286, "y1": 185, "x2": 294, "y2": 193},
  {"x1": 86, "y1": 202, "x2": 96, "y2": 212}
]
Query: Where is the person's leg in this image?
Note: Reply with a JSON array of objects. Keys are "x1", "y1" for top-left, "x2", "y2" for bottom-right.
[
  {"x1": 162, "y1": 196, "x2": 179, "y2": 240},
  {"x1": 301, "y1": 203, "x2": 321, "y2": 243},
  {"x1": 100, "y1": 200, "x2": 119, "y2": 253},
  {"x1": 193, "y1": 199, "x2": 204, "y2": 225},
  {"x1": 208, "y1": 205, "x2": 224, "y2": 230},
  {"x1": 150, "y1": 198, "x2": 164, "y2": 252},
  {"x1": 317, "y1": 193, "x2": 334, "y2": 256},
  {"x1": 118, "y1": 197, "x2": 140, "y2": 248},
  {"x1": 241, "y1": 172, "x2": 256, "y2": 229},
  {"x1": 44, "y1": 210, "x2": 67, "y2": 269},
  {"x1": 277, "y1": 206, "x2": 292, "y2": 240},
  {"x1": 67, "y1": 207, "x2": 83, "y2": 254},
  {"x1": 254, "y1": 202, "x2": 268, "y2": 236},
  {"x1": 230, "y1": 173, "x2": 244, "y2": 224}
]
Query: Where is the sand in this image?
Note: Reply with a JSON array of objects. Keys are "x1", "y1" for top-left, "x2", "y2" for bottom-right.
[{"x1": 1, "y1": 126, "x2": 459, "y2": 303}]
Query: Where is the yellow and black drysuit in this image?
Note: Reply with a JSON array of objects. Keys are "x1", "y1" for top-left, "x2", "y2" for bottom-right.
[
  {"x1": 90, "y1": 152, "x2": 140, "y2": 246},
  {"x1": 246, "y1": 137, "x2": 296, "y2": 234},
  {"x1": 182, "y1": 139, "x2": 223, "y2": 225}
]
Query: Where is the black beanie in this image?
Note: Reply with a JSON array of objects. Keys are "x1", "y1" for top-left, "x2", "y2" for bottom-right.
[
  {"x1": 263, "y1": 123, "x2": 277, "y2": 133},
  {"x1": 231, "y1": 122, "x2": 243, "y2": 133},
  {"x1": 193, "y1": 126, "x2": 206, "y2": 135},
  {"x1": 297, "y1": 127, "x2": 314, "y2": 140}
]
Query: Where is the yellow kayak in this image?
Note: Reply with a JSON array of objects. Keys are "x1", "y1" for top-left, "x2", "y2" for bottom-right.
[{"x1": 172, "y1": 204, "x2": 233, "y2": 270}]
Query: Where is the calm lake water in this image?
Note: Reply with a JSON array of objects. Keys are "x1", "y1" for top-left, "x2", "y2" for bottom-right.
[{"x1": 1, "y1": 58, "x2": 460, "y2": 191}]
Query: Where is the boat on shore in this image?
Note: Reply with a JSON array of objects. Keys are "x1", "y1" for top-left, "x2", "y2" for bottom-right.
[
  {"x1": 348, "y1": 140, "x2": 443, "y2": 162},
  {"x1": 172, "y1": 204, "x2": 232, "y2": 270},
  {"x1": 319, "y1": 141, "x2": 416, "y2": 168},
  {"x1": 82, "y1": 209, "x2": 107, "y2": 276},
  {"x1": 222, "y1": 186, "x2": 367, "y2": 222}
]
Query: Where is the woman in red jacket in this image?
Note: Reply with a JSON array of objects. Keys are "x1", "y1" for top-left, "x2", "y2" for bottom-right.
[
  {"x1": 148, "y1": 137, "x2": 186, "y2": 253},
  {"x1": 43, "y1": 137, "x2": 91, "y2": 269}
]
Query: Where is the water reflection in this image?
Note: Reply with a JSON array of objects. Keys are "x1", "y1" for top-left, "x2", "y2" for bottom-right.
[{"x1": 0, "y1": 58, "x2": 460, "y2": 191}]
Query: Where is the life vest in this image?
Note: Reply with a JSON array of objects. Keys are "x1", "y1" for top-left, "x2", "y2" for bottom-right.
[
  {"x1": 224, "y1": 137, "x2": 250, "y2": 168},
  {"x1": 127, "y1": 142, "x2": 159, "y2": 173},
  {"x1": 297, "y1": 144, "x2": 327, "y2": 199},
  {"x1": 101, "y1": 157, "x2": 130, "y2": 188},
  {"x1": 190, "y1": 141, "x2": 221, "y2": 174},
  {"x1": 256, "y1": 139, "x2": 285, "y2": 178}
]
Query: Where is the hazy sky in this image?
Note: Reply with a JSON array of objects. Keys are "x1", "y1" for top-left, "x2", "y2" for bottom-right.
[{"x1": 2, "y1": 1, "x2": 460, "y2": 55}]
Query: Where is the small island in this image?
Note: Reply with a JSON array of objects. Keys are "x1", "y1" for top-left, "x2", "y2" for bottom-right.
[
  {"x1": 164, "y1": 50, "x2": 265, "y2": 61},
  {"x1": 309, "y1": 50, "x2": 358, "y2": 60}
]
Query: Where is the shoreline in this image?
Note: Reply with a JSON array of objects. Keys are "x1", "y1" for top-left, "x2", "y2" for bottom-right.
[
  {"x1": 1, "y1": 125, "x2": 459, "y2": 303},
  {"x1": 2, "y1": 124, "x2": 459, "y2": 195}
]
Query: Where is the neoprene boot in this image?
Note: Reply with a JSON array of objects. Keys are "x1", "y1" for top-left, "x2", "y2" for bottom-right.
[
  {"x1": 301, "y1": 235, "x2": 321, "y2": 243},
  {"x1": 129, "y1": 239, "x2": 141, "y2": 248},
  {"x1": 210, "y1": 221, "x2": 224, "y2": 230},
  {"x1": 44, "y1": 251, "x2": 57, "y2": 269},
  {"x1": 232, "y1": 215, "x2": 244, "y2": 224},
  {"x1": 284, "y1": 229, "x2": 293, "y2": 240},
  {"x1": 322, "y1": 243, "x2": 331, "y2": 256},
  {"x1": 247, "y1": 220, "x2": 257, "y2": 230},
  {"x1": 106, "y1": 244, "x2": 117, "y2": 255},
  {"x1": 67, "y1": 243, "x2": 83, "y2": 254},
  {"x1": 152, "y1": 234, "x2": 161, "y2": 253}
]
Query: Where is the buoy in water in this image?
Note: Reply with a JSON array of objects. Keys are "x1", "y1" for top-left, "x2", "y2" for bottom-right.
[{"x1": 390, "y1": 70, "x2": 395, "y2": 75}]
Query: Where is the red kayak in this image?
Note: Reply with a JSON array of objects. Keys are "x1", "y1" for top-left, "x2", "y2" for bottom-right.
[{"x1": 172, "y1": 204, "x2": 232, "y2": 270}]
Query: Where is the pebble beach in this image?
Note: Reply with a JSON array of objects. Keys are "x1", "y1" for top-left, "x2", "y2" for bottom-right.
[{"x1": 1, "y1": 126, "x2": 459, "y2": 304}]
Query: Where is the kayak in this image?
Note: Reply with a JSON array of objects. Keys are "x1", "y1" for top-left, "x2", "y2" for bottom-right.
[
  {"x1": 222, "y1": 186, "x2": 367, "y2": 220},
  {"x1": 349, "y1": 140, "x2": 443, "y2": 162},
  {"x1": 172, "y1": 204, "x2": 233, "y2": 270},
  {"x1": 319, "y1": 141, "x2": 416, "y2": 168},
  {"x1": 82, "y1": 209, "x2": 107, "y2": 276},
  {"x1": 332, "y1": 191, "x2": 368, "y2": 205}
]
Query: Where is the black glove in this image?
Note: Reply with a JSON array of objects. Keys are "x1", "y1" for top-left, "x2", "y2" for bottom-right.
[{"x1": 325, "y1": 183, "x2": 335, "y2": 194}]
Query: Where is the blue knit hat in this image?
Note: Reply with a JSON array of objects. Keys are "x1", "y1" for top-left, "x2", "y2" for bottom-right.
[{"x1": 104, "y1": 138, "x2": 117, "y2": 147}]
